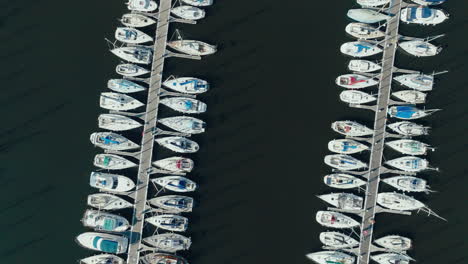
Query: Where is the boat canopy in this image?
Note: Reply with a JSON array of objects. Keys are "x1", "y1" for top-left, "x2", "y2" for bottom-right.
[
  {"x1": 394, "y1": 106, "x2": 418, "y2": 119},
  {"x1": 93, "y1": 237, "x2": 118, "y2": 253}
]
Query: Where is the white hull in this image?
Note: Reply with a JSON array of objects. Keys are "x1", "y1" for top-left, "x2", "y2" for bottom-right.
[
  {"x1": 347, "y1": 9, "x2": 390, "y2": 23},
  {"x1": 168, "y1": 40, "x2": 216, "y2": 56},
  {"x1": 348, "y1": 59, "x2": 381, "y2": 73},
  {"x1": 107, "y1": 79, "x2": 146, "y2": 94},
  {"x1": 374, "y1": 235, "x2": 412, "y2": 251},
  {"x1": 181, "y1": 0, "x2": 213, "y2": 7},
  {"x1": 345, "y1": 23, "x2": 385, "y2": 39},
  {"x1": 90, "y1": 132, "x2": 140, "y2": 150},
  {"x1": 76, "y1": 232, "x2": 128, "y2": 254},
  {"x1": 392, "y1": 90, "x2": 426, "y2": 104},
  {"x1": 87, "y1": 193, "x2": 133, "y2": 210},
  {"x1": 388, "y1": 106, "x2": 439, "y2": 120},
  {"x1": 357, "y1": 0, "x2": 390, "y2": 7},
  {"x1": 377, "y1": 192, "x2": 425, "y2": 211},
  {"x1": 155, "y1": 136, "x2": 199, "y2": 153},
  {"x1": 90, "y1": 172, "x2": 136, "y2": 193},
  {"x1": 340, "y1": 90, "x2": 376, "y2": 104},
  {"x1": 111, "y1": 46, "x2": 152, "y2": 64},
  {"x1": 399, "y1": 40, "x2": 441, "y2": 57},
  {"x1": 316, "y1": 211, "x2": 360, "y2": 229},
  {"x1": 149, "y1": 195, "x2": 194, "y2": 212},
  {"x1": 319, "y1": 232, "x2": 359, "y2": 249},
  {"x1": 98, "y1": 114, "x2": 142, "y2": 131},
  {"x1": 328, "y1": 139, "x2": 368, "y2": 154},
  {"x1": 331, "y1": 121, "x2": 373, "y2": 136},
  {"x1": 412, "y1": 0, "x2": 445, "y2": 5},
  {"x1": 171, "y1": 6, "x2": 205, "y2": 20},
  {"x1": 141, "y1": 254, "x2": 188, "y2": 264},
  {"x1": 382, "y1": 176, "x2": 428, "y2": 192},
  {"x1": 394, "y1": 73, "x2": 433, "y2": 91},
  {"x1": 386, "y1": 139, "x2": 430, "y2": 155},
  {"x1": 162, "y1": 77, "x2": 209, "y2": 94},
  {"x1": 146, "y1": 214, "x2": 189, "y2": 232},
  {"x1": 318, "y1": 193, "x2": 363, "y2": 210},
  {"x1": 152, "y1": 176, "x2": 197, "y2": 192},
  {"x1": 81, "y1": 254, "x2": 124, "y2": 264},
  {"x1": 94, "y1": 154, "x2": 137, "y2": 170},
  {"x1": 153, "y1": 157, "x2": 194, "y2": 173},
  {"x1": 336, "y1": 74, "x2": 378, "y2": 89},
  {"x1": 82, "y1": 209, "x2": 130, "y2": 232},
  {"x1": 116, "y1": 63, "x2": 149, "y2": 77},
  {"x1": 120, "y1": 13, "x2": 156, "y2": 28},
  {"x1": 160, "y1": 97, "x2": 207, "y2": 114},
  {"x1": 115, "y1": 27, "x2": 153, "y2": 44},
  {"x1": 340, "y1": 41, "x2": 382, "y2": 57},
  {"x1": 127, "y1": 0, "x2": 158, "y2": 12},
  {"x1": 385, "y1": 156, "x2": 429, "y2": 172},
  {"x1": 100, "y1": 92, "x2": 144, "y2": 111},
  {"x1": 324, "y1": 174, "x2": 366, "y2": 189},
  {"x1": 371, "y1": 253, "x2": 413, "y2": 264},
  {"x1": 306, "y1": 251, "x2": 355, "y2": 264},
  {"x1": 387, "y1": 121, "x2": 429, "y2": 136},
  {"x1": 159, "y1": 116, "x2": 206, "y2": 134},
  {"x1": 325, "y1": 154, "x2": 367, "y2": 171},
  {"x1": 401, "y1": 7, "x2": 448, "y2": 25},
  {"x1": 143, "y1": 233, "x2": 192, "y2": 252}
]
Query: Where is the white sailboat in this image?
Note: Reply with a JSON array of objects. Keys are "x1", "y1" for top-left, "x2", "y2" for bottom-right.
[
  {"x1": 120, "y1": 13, "x2": 156, "y2": 28},
  {"x1": 319, "y1": 232, "x2": 359, "y2": 249},
  {"x1": 162, "y1": 77, "x2": 209, "y2": 94},
  {"x1": 90, "y1": 172, "x2": 135, "y2": 193},
  {"x1": 374, "y1": 235, "x2": 412, "y2": 251},
  {"x1": 171, "y1": 6, "x2": 205, "y2": 20},
  {"x1": 160, "y1": 97, "x2": 207, "y2": 114},
  {"x1": 143, "y1": 233, "x2": 192, "y2": 252},
  {"x1": 317, "y1": 193, "x2": 363, "y2": 210},
  {"x1": 181, "y1": 0, "x2": 213, "y2": 7},
  {"x1": 82, "y1": 209, "x2": 130, "y2": 232},
  {"x1": 98, "y1": 114, "x2": 142, "y2": 131},
  {"x1": 385, "y1": 156, "x2": 430, "y2": 172},
  {"x1": 148, "y1": 195, "x2": 194, "y2": 212},
  {"x1": 306, "y1": 251, "x2": 355, "y2": 264},
  {"x1": 386, "y1": 139, "x2": 431, "y2": 155},
  {"x1": 392, "y1": 90, "x2": 426, "y2": 104},
  {"x1": 100, "y1": 92, "x2": 144, "y2": 111},
  {"x1": 141, "y1": 254, "x2": 188, "y2": 264},
  {"x1": 399, "y1": 40, "x2": 441, "y2": 57},
  {"x1": 340, "y1": 41, "x2": 382, "y2": 57},
  {"x1": 347, "y1": 9, "x2": 390, "y2": 23},
  {"x1": 357, "y1": 0, "x2": 390, "y2": 7},
  {"x1": 126, "y1": 0, "x2": 158, "y2": 12},
  {"x1": 331, "y1": 121, "x2": 374, "y2": 136},
  {"x1": 401, "y1": 6, "x2": 448, "y2": 25},
  {"x1": 76, "y1": 232, "x2": 128, "y2": 254},
  {"x1": 377, "y1": 192, "x2": 425, "y2": 211},
  {"x1": 348, "y1": 60, "x2": 381, "y2": 73},
  {"x1": 94, "y1": 154, "x2": 137, "y2": 170},
  {"x1": 115, "y1": 27, "x2": 153, "y2": 44},
  {"x1": 87, "y1": 193, "x2": 133, "y2": 211},
  {"x1": 155, "y1": 136, "x2": 199, "y2": 153},
  {"x1": 168, "y1": 40, "x2": 216, "y2": 56},
  {"x1": 107, "y1": 79, "x2": 146, "y2": 94},
  {"x1": 153, "y1": 156, "x2": 194, "y2": 173},
  {"x1": 80, "y1": 254, "x2": 124, "y2": 264},
  {"x1": 328, "y1": 139, "x2": 368, "y2": 154},
  {"x1": 345, "y1": 23, "x2": 385, "y2": 39},
  {"x1": 371, "y1": 253, "x2": 413, "y2": 264},
  {"x1": 412, "y1": 0, "x2": 446, "y2": 5},
  {"x1": 324, "y1": 154, "x2": 368, "y2": 171},
  {"x1": 152, "y1": 176, "x2": 197, "y2": 192},
  {"x1": 316, "y1": 211, "x2": 360, "y2": 228},
  {"x1": 116, "y1": 63, "x2": 149, "y2": 77},
  {"x1": 323, "y1": 174, "x2": 367, "y2": 189},
  {"x1": 159, "y1": 116, "x2": 206, "y2": 134},
  {"x1": 336, "y1": 74, "x2": 379, "y2": 89},
  {"x1": 387, "y1": 121, "x2": 429, "y2": 136},
  {"x1": 90, "y1": 132, "x2": 139, "y2": 150},
  {"x1": 382, "y1": 176, "x2": 429, "y2": 193},
  {"x1": 110, "y1": 46, "x2": 152, "y2": 64},
  {"x1": 340, "y1": 90, "x2": 376, "y2": 104},
  {"x1": 146, "y1": 214, "x2": 189, "y2": 232},
  {"x1": 394, "y1": 73, "x2": 434, "y2": 91},
  {"x1": 388, "y1": 106, "x2": 440, "y2": 120}
]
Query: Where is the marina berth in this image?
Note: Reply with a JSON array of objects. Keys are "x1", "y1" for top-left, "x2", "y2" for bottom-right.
[
  {"x1": 171, "y1": 6, "x2": 206, "y2": 20},
  {"x1": 159, "y1": 116, "x2": 206, "y2": 134},
  {"x1": 146, "y1": 214, "x2": 189, "y2": 232},
  {"x1": 331, "y1": 120, "x2": 374, "y2": 136},
  {"x1": 181, "y1": 0, "x2": 213, "y2": 7},
  {"x1": 90, "y1": 132, "x2": 139, "y2": 150},
  {"x1": 140, "y1": 253, "x2": 189, "y2": 264},
  {"x1": 100, "y1": 92, "x2": 144, "y2": 111},
  {"x1": 160, "y1": 97, "x2": 207, "y2": 114},
  {"x1": 319, "y1": 232, "x2": 359, "y2": 249},
  {"x1": 374, "y1": 235, "x2": 412, "y2": 251},
  {"x1": 392, "y1": 90, "x2": 426, "y2": 104},
  {"x1": 98, "y1": 114, "x2": 142, "y2": 131},
  {"x1": 394, "y1": 73, "x2": 434, "y2": 91},
  {"x1": 149, "y1": 195, "x2": 194, "y2": 212},
  {"x1": 348, "y1": 59, "x2": 381, "y2": 73},
  {"x1": 382, "y1": 176, "x2": 429, "y2": 192},
  {"x1": 387, "y1": 121, "x2": 430, "y2": 136},
  {"x1": 82, "y1": 209, "x2": 130, "y2": 232},
  {"x1": 388, "y1": 105, "x2": 440, "y2": 120},
  {"x1": 89, "y1": 172, "x2": 136, "y2": 193},
  {"x1": 167, "y1": 40, "x2": 217, "y2": 56},
  {"x1": 386, "y1": 139, "x2": 431, "y2": 155},
  {"x1": 336, "y1": 74, "x2": 379, "y2": 89},
  {"x1": 155, "y1": 136, "x2": 199, "y2": 153},
  {"x1": 347, "y1": 9, "x2": 390, "y2": 24},
  {"x1": 162, "y1": 77, "x2": 209, "y2": 94},
  {"x1": 306, "y1": 251, "x2": 355, "y2": 264},
  {"x1": 126, "y1": 0, "x2": 158, "y2": 12},
  {"x1": 323, "y1": 173, "x2": 366, "y2": 189},
  {"x1": 412, "y1": 0, "x2": 446, "y2": 5},
  {"x1": 399, "y1": 40, "x2": 441, "y2": 57},
  {"x1": 357, "y1": 0, "x2": 390, "y2": 7},
  {"x1": 152, "y1": 176, "x2": 197, "y2": 192},
  {"x1": 385, "y1": 156, "x2": 430, "y2": 172},
  {"x1": 340, "y1": 41, "x2": 382, "y2": 57},
  {"x1": 94, "y1": 154, "x2": 137, "y2": 170},
  {"x1": 317, "y1": 193, "x2": 363, "y2": 210},
  {"x1": 316, "y1": 211, "x2": 360, "y2": 229},
  {"x1": 340, "y1": 90, "x2": 376, "y2": 104},
  {"x1": 153, "y1": 156, "x2": 194, "y2": 173},
  {"x1": 110, "y1": 46, "x2": 153, "y2": 64},
  {"x1": 377, "y1": 192, "x2": 425, "y2": 211},
  {"x1": 107, "y1": 79, "x2": 146, "y2": 94},
  {"x1": 80, "y1": 254, "x2": 124, "y2": 264},
  {"x1": 324, "y1": 154, "x2": 368, "y2": 171},
  {"x1": 371, "y1": 253, "x2": 413, "y2": 264},
  {"x1": 345, "y1": 23, "x2": 385, "y2": 39},
  {"x1": 87, "y1": 193, "x2": 133, "y2": 210},
  {"x1": 143, "y1": 233, "x2": 192, "y2": 252},
  {"x1": 327, "y1": 139, "x2": 368, "y2": 154},
  {"x1": 115, "y1": 27, "x2": 153, "y2": 44},
  {"x1": 401, "y1": 6, "x2": 448, "y2": 25},
  {"x1": 120, "y1": 13, "x2": 156, "y2": 28},
  {"x1": 116, "y1": 63, "x2": 149, "y2": 77},
  {"x1": 76, "y1": 232, "x2": 128, "y2": 254}
]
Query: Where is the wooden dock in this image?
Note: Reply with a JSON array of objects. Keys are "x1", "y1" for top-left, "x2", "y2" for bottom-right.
[{"x1": 356, "y1": 0, "x2": 403, "y2": 263}]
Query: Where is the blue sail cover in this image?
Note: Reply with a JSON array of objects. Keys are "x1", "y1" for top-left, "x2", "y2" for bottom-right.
[
  {"x1": 355, "y1": 44, "x2": 371, "y2": 53},
  {"x1": 394, "y1": 106, "x2": 418, "y2": 119},
  {"x1": 408, "y1": 7, "x2": 418, "y2": 21},
  {"x1": 421, "y1": 8, "x2": 433, "y2": 18}
]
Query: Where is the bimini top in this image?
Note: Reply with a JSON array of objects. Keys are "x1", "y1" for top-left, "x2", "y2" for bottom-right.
[{"x1": 408, "y1": 7, "x2": 433, "y2": 21}]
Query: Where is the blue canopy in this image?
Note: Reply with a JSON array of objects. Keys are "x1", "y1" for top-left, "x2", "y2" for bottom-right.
[
  {"x1": 394, "y1": 106, "x2": 418, "y2": 119},
  {"x1": 355, "y1": 44, "x2": 371, "y2": 53},
  {"x1": 421, "y1": 8, "x2": 433, "y2": 18},
  {"x1": 93, "y1": 237, "x2": 119, "y2": 253}
]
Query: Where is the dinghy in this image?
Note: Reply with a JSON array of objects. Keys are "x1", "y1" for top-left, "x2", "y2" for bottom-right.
[
  {"x1": 155, "y1": 136, "x2": 199, "y2": 153},
  {"x1": 87, "y1": 193, "x2": 133, "y2": 211},
  {"x1": 116, "y1": 63, "x2": 149, "y2": 77},
  {"x1": 90, "y1": 172, "x2": 135, "y2": 193},
  {"x1": 111, "y1": 46, "x2": 152, "y2": 64},
  {"x1": 340, "y1": 90, "x2": 376, "y2": 104},
  {"x1": 399, "y1": 40, "x2": 441, "y2": 57},
  {"x1": 347, "y1": 9, "x2": 390, "y2": 24},
  {"x1": 392, "y1": 90, "x2": 426, "y2": 104},
  {"x1": 120, "y1": 13, "x2": 156, "y2": 28},
  {"x1": 374, "y1": 235, "x2": 412, "y2": 251},
  {"x1": 115, "y1": 27, "x2": 153, "y2": 44},
  {"x1": 153, "y1": 157, "x2": 194, "y2": 173},
  {"x1": 328, "y1": 139, "x2": 368, "y2": 154},
  {"x1": 394, "y1": 73, "x2": 433, "y2": 91},
  {"x1": 315, "y1": 211, "x2": 360, "y2": 228},
  {"x1": 348, "y1": 59, "x2": 381, "y2": 72},
  {"x1": 323, "y1": 174, "x2": 366, "y2": 189},
  {"x1": 76, "y1": 232, "x2": 128, "y2": 254},
  {"x1": 162, "y1": 77, "x2": 209, "y2": 94},
  {"x1": 100, "y1": 92, "x2": 144, "y2": 111},
  {"x1": 387, "y1": 121, "x2": 429, "y2": 136},
  {"x1": 336, "y1": 74, "x2": 378, "y2": 89},
  {"x1": 82, "y1": 209, "x2": 130, "y2": 232},
  {"x1": 385, "y1": 156, "x2": 429, "y2": 172},
  {"x1": 160, "y1": 97, "x2": 207, "y2": 114},
  {"x1": 386, "y1": 139, "x2": 431, "y2": 155},
  {"x1": 149, "y1": 195, "x2": 194, "y2": 212},
  {"x1": 319, "y1": 232, "x2": 359, "y2": 249},
  {"x1": 371, "y1": 253, "x2": 413, "y2": 264},
  {"x1": 80, "y1": 254, "x2": 124, "y2": 264},
  {"x1": 90, "y1": 132, "x2": 139, "y2": 150},
  {"x1": 143, "y1": 233, "x2": 192, "y2": 252},
  {"x1": 168, "y1": 40, "x2": 216, "y2": 56},
  {"x1": 382, "y1": 176, "x2": 429, "y2": 192},
  {"x1": 181, "y1": 0, "x2": 213, "y2": 7},
  {"x1": 171, "y1": 6, "x2": 205, "y2": 20},
  {"x1": 401, "y1": 6, "x2": 448, "y2": 25},
  {"x1": 317, "y1": 193, "x2": 363, "y2": 210},
  {"x1": 324, "y1": 154, "x2": 368, "y2": 171},
  {"x1": 107, "y1": 79, "x2": 146, "y2": 94},
  {"x1": 345, "y1": 22, "x2": 385, "y2": 39},
  {"x1": 331, "y1": 121, "x2": 373, "y2": 136},
  {"x1": 306, "y1": 251, "x2": 355, "y2": 264},
  {"x1": 159, "y1": 116, "x2": 206, "y2": 134},
  {"x1": 141, "y1": 253, "x2": 189, "y2": 264},
  {"x1": 377, "y1": 192, "x2": 425, "y2": 211},
  {"x1": 126, "y1": 0, "x2": 158, "y2": 12},
  {"x1": 98, "y1": 114, "x2": 142, "y2": 131},
  {"x1": 152, "y1": 176, "x2": 197, "y2": 192},
  {"x1": 388, "y1": 106, "x2": 440, "y2": 120},
  {"x1": 340, "y1": 41, "x2": 382, "y2": 57},
  {"x1": 94, "y1": 154, "x2": 137, "y2": 170},
  {"x1": 146, "y1": 214, "x2": 189, "y2": 232}
]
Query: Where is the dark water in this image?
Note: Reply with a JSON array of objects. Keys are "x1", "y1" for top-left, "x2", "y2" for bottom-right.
[{"x1": 1, "y1": 0, "x2": 467, "y2": 263}]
